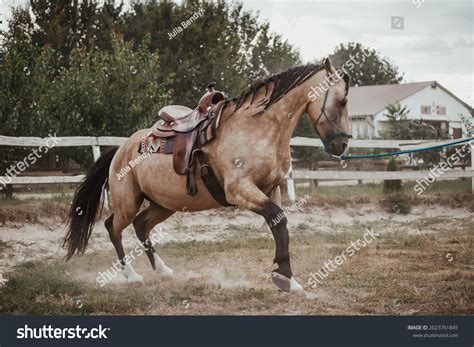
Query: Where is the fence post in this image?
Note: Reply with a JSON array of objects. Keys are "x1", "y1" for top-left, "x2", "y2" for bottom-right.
[
  {"x1": 4, "y1": 184, "x2": 13, "y2": 199},
  {"x1": 91, "y1": 145, "x2": 110, "y2": 209},
  {"x1": 287, "y1": 162, "x2": 296, "y2": 205}
]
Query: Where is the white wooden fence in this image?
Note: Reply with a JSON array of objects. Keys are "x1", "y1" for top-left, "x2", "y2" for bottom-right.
[
  {"x1": 1, "y1": 135, "x2": 473, "y2": 203},
  {"x1": 286, "y1": 137, "x2": 474, "y2": 203}
]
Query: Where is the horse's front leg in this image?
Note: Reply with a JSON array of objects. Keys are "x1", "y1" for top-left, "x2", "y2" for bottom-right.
[{"x1": 226, "y1": 181, "x2": 303, "y2": 293}]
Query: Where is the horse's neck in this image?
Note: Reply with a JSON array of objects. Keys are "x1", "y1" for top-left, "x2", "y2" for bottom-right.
[
  {"x1": 221, "y1": 85, "x2": 308, "y2": 144},
  {"x1": 264, "y1": 86, "x2": 309, "y2": 143}
]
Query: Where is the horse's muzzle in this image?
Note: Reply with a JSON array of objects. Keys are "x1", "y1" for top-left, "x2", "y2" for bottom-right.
[{"x1": 325, "y1": 133, "x2": 351, "y2": 158}]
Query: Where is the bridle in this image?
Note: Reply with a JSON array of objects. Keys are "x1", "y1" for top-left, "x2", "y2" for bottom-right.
[{"x1": 313, "y1": 88, "x2": 352, "y2": 157}]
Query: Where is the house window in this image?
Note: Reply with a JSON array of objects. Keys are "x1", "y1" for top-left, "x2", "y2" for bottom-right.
[
  {"x1": 421, "y1": 106, "x2": 431, "y2": 114},
  {"x1": 436, "y1": 106, "x2": 446, "y2": 115},
  {"x1": 452, "y1": 128, "x2": 462, "y2": 139}
]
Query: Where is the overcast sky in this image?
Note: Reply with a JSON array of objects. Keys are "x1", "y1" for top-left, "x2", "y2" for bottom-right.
[
  {"x1": 1, "y1": 0, "x2": 472, "y2": 106},
  {"x1": 243, "y1": 0, "x2": 473, "y2": 107}
]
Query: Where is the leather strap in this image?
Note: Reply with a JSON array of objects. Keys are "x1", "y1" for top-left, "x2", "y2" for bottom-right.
[
  {"x1": 193, "y1": 150, "x2": 232, "y2": 207},
  {"x1": 186, "y1": 167, "x2": 197, "y2": 195}
]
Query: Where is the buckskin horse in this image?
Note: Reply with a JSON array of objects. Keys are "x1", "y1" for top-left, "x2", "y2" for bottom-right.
[{"x1": 64, "y1": 59, "x2": 351, "y2": 293}]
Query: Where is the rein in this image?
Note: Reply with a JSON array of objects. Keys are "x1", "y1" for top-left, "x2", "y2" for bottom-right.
[{"x1": 340, "y1": 137, "x2": 474, "y2": 161}]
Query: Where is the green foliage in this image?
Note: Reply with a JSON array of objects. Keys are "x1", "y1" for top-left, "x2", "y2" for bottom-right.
[
  {"x1": 30, "y1": 0, "x2": 123, "y2": 57},
  {"x1": 383, "y1": 158, "x2": 402, "y2": 194},
  {"x1": 121, "y1": 0, "x2": 300, "y2": 106},
  {"x1": 1, "y1": 0, "x2": 300, "y2": 137},
  {"x1": 383, "y1": 158, "x2": 411, "y2": 214},
  {"x1": 1, "y1": 30, "x2": 170, "y2": 137},
  {"x1": 0, "y1": 1, "x2": 301, "y2": 169},
  {"x1": 379, "y1": 103, "x2": 451, "y2": 165},
  {"x1": 40, "y1": 35, "x2": 171, "y2": 136},
  {"x1": 386, "y1": 193, "x2": 412, "y2": 215},
  {"x1": 328, "y1": 42, "x2": 403, "y2": 86}
]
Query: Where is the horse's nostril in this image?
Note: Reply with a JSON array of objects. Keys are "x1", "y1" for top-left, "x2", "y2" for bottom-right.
[{"x1": 342, "y1": 142, "x2": 348, "y2": 152}]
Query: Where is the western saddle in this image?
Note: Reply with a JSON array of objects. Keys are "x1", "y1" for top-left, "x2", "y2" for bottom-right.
[{"x1": 140, "y1": 83, "x2": 230, "y2": 205}]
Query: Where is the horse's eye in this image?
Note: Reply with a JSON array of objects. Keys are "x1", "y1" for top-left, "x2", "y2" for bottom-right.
[{"x1": 339, "y1": 99, "x2": 348, "y2": 107}]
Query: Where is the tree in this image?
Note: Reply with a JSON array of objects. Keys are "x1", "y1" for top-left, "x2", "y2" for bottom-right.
[
  {"x1": 329, "y1": 42, "x2": 403, "y2": 86},
  {"x1": 383, "y1": 157, "x2": 402, "y2": 194},
  {"x1": 0, "y1": 7, "x2": 46, "y2": 137},
  {"x1": 36, "y1": 34, "x2": 171, "y2": 137},
  {"x1": 379, "y1": 103, "x2": 451, "y2": 165},
  {"x1": 30, "y1": 0, "x2": 123, "y2": 58},
  {"x1": 121, "y1": 0, "x2": 300, "y2": 106},
  {"x1": 0, "y1": 0, "x2": 316, "y2": 173},
  {"x1": 383, "y1": 158, "x2": 411, "y2": 215}
]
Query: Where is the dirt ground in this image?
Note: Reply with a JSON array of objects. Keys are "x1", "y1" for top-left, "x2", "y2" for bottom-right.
[{"x1": 0, "y1": 202, "x2": 473, "y2": 315}]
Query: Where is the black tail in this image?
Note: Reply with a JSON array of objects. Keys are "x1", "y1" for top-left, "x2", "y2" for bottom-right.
[{"x1": 63, "y1": 147, "x2": 118, "y2": 260}]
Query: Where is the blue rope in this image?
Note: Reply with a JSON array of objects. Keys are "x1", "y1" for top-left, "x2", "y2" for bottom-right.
[{"x1": 340, "y1": 137, "x2": 474, "y2": 161}]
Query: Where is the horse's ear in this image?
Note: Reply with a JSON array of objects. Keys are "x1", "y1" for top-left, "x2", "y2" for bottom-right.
[{"x1": 324, "y1": 58, "x2": 332, "y2": 74}]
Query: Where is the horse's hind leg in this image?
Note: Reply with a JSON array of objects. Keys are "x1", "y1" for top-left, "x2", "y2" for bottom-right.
[
  {"x1": 104, "y1": 196, "x2": 143, "y2": 284},
  {"x1": 133, "y1": 202, "x2": 175, "y2": 277}
]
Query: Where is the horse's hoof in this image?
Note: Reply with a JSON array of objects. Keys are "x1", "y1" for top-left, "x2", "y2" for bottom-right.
[
  {"x1": 271, "y1": 271, "x2": 291, "y2": 292},
  {"x1": 271, "y1": 272, "x2": 304, "y2": 293},
  {"x1": 126, "y1": 274, "x2": 144, "y2": 286},
  {"x1": 289, "y1": 277, "x2": 304, "y2": 293},
  {"x1": 158, "y1": 266, "x2": 174, "y2": 278}
]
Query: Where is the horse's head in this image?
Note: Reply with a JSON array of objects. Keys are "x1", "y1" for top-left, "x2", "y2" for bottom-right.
[{"x1": 306, "y1": 58, "x2": 351, "y2": 157}]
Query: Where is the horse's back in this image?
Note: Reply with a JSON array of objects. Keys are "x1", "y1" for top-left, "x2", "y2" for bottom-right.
[{"x1": 109, "y1": 129, "x2": 221, "y2": 212}]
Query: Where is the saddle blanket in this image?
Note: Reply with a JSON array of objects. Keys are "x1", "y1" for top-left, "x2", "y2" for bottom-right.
[{"x1": 138, "y1": 131, "x2": 176, "y2": 155}]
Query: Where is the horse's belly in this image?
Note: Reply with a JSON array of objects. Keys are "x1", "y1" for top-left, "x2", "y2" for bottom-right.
[{"x1": 136, "y1": 154, "x2": 222, "y2": 212}]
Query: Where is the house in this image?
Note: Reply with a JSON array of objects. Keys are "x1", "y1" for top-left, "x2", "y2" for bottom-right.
[{"x1": 348, "y1": 81, "x2": 472, "y2": 139}]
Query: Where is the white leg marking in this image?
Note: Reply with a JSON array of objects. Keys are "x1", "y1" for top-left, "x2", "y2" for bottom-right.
[
  {"x1": 122, "y1": 263, "x2": 144, "y2": 284},
  {"x1": 271, "y1": 272, "x2": 305, "y2": 293},
  {"x1": 289, "y1": 277, "x2": 304, "y2": 293},
  {"x1": 153, "y1": 253, "x2": 174, "y2": 277}
]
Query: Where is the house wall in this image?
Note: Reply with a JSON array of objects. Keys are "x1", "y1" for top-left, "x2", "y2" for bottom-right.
[
  {"x1": 374, "y1": 84, "x2": 471, "y2": 137},
  {"x1": 350, "y1": 118, "x2": 375, "y2": 139}
]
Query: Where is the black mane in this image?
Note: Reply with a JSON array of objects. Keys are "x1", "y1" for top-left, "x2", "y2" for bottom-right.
[{"x1": 230, "y1": 63, "x2": 325, "y2": 116}]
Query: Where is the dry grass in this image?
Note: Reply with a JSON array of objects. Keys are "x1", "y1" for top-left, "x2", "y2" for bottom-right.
[
  {"x1": 2, "y1": 180, "x2": 473, "y2": 225},
  {"x1": 0, "y1": 196, "x2": 70, "y2": 226},
  {"x1": 1, "y1": 221, "x2": 472, "y2": 315}
]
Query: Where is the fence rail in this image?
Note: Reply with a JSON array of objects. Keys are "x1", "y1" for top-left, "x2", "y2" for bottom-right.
[{"x1": 1, "y1": 135, "x2": 473, "y2": 202}]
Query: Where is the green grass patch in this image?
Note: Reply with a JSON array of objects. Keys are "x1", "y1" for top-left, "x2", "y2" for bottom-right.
[
  {"x1": 296, "y1": 179, "x2": 470, "y2": 199},
  {"x1": 0, "y1": 262, "x2": 84, "y2": 315},
  {"x1": 0, "y1": 193, "x2": 73, "y2": 206}
]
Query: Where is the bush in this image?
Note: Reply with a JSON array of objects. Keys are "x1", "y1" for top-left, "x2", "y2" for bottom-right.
[
  {"x1": 383, "y1": 158, "x2": 402, "y2": 194},
  {"x1": 386, "y1": 193, "x2": 412, "y2": 214},
  {"x1": 383, "y1": 158, "x2": 411, "y2": 213}
]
